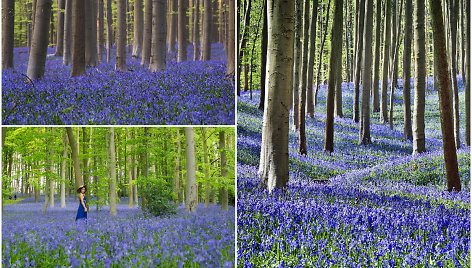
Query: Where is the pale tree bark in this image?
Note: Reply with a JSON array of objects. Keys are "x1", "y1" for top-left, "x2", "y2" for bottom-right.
[
  {"x1": 133, "y1": 0, "x2": 144, "y2": 58},
  {"x1": 126, "y1": 128, "x2": 133, "y2": 208},
  {"x1": 27, "y1": 0, "x2": 52, "y2": 80},
  {"x1": 352, "y1": 0, "x2": 365, "y2": 123},
  {"x1": 141, "y1": 0, "x2": 152, "y2": 66},
  {"x1": 291, "y1": 0, "x2": 301, "y2": 126},
  {"x1": 184, "y1": 127, "x2": 197, "y2": 212},
  {"x1": 219, "y1": 131, "x2": 228, "y2": 211},
  {"x1": 63, "y1": 0, "x2": 72, "y2": 65},
  {"x1": 448, "y1": 0, "x2": 460, "y2": 148},
  {"x1": 324, "y1": 0, "x2": 343, "y2": 152},
  {"x1": 306, "y1": 1, "x2": 318, "y2": 118},
  {"x1": 258, "y1": 0, "x2": 294, "y2": 193},
  {"x1": 49, "y1": 128, "x2": 55, "y2": 208},
  {"x1": 412, "y1": 0, "x2": 425, "y2": 154},
  {"x1": 109, "y1": 127, "x2": 117, "y2": 215},
  {"x1": 116, "y1": 0, "x2": 127, "y2": 71},
  {"x1": 359, "y1": 0, "x2": 373, "y2": 144},
  {"x1": 465, "y1": 0, "x2": 470, "y2": 146},
  {"x1": 314, "y1": 2, "x2": 331, "y2": 105},
  {"x1": 71, "y1": 0, "x2": 85, "y2": 76},
  {"x1": 61, "y1": 130, "x2": 68, "y2": 208},
  {"x1": 201, "y1": 0, "x2": 212, "y2": 60},
  {"x1": 174, "y1": 128, "x2": 181, "y2": 206},
  {"x1": 178, "y1": 0, "x2": 188, "y2": 62},
  {"x1": 402, "y1": 0, "x2": 413, "y2": 140},
  {"x1": 66, "y1": 127, "x2": 84, "y2": 189},
  {"x1": 372, "y1": 0, "x2": 381, "y2": 112},
  {"x1": 150, "y1": 0, "x2": 167, "y2": 72},
  {"x1": 2, "y1": 0, "x2": 15, "y2": 69},
  {"x1": 390, "y1": 0, "x2": 398, "y2": 89},
  {"x1": 168, "y1": 0, "x2": 177, "y2": 53},
  {"x1": 298, "y1": 0, "x2": 310, "y2": 155},
  {"x1": 226, "y1": 0, "x2": 235, "y2": 75},
  {"x1": 106, "y1": 0, "x2": 112, "y2": 62},
  {"x1": 380, "y1": 0, "x2": 391, "y2": 123},
  {"x1": 201, "y1": 128, "x2": 210, "y2": 207},
  {"x1": 193, "y1": 0, "x2": 200, "y2": 61},
  {"x1": 55, "y1": 0, "x2": 65, "y2": 56},
  {"x1": 429, "y1": 0, "x2": 460, "y2": 191}
]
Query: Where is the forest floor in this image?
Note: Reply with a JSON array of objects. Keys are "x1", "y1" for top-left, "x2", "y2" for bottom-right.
[
  {"x1": 237, "y1": 79, "x2": 470, "y2": 267},
  {"x1": 2, "y1": 196, "x2": 235, "y2": 267},
  {"x1": 2, "y1": 44, "x2": 234, "y2": 125}
]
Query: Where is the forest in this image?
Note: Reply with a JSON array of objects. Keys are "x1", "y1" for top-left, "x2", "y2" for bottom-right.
[
  {"x1": 2, "y1": 0, "x2": 235, "y2": 125},
  {"x1": 238, "y1": 0, "x2": 470, "y2": 266},
  {"x1": 2, "y1": 127, "x2": 235, "y2": 267}
]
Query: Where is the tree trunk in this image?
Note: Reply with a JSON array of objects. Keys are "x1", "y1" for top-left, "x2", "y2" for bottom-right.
[
  {"x1": 226, "y1": 0, "x2": 235, "y2": 75},
  {"x1": 174, "y1": 128, "x2": 181, "y2": 206},
  {"x1": 402, "y1": 0, "x2": 413, "y2": 140},
  {"x1": 55, "y1": 0, "x2": 65, "y2": 56},
  {"x1": 380, "y1": 0, "x2": 391, "y2": 123},
  {"x1": 201, "y1": 0, "x2": 212, "y2": 60},
  {"x1": 84, "y1": 0, "x2": 97, "y2": 66},
  {"x1": 71, "y1": 0, "x2": 85, "y2": 76},
  {"x1": 314, "y1": 2, "x2": 331, "y2": 106},
  {"x1": 429, "y1": 0, "x2": 461, "y2": 192},
  {"x1": 61, "y1": 130, "x2": 68, "y2": 208},
  {"x1": 448, "y1": 0, "x2": 461, "y2": 148},
  {"x1": 324, "y1": 0, "x2": 343, "y2": 152},
  {"x1": 193, "y1": 0, "x2": 200, "y2": 60},
  {"x1": 298, "y1": 0, "x2": 310, "y2": 155},
  {"x1": 359, "y1": 0, "x2": 373, "y2": 144},
  {"x1": 150, "y1": 0, "x2": 167, "y2": 72},
  {"x1": 65, "y1": 127, "x2": 84, "y2": 190},
  {"x1": 116, "y1": 0, "x2": 127, "y2": 71},
  {"x1": 352, "y1": 0, "x2": 365, "y2": 123},
  {"x1": 126, "y1": 129, "x2": 133, "y2": 208},
  {"x1": 168, "y1": 0, "x2": 177, "y2": 52},
  {"x1": 178, "y1": 0, "x2": 188, "y2": 62},
  {"x1": 219, "y1": 131, "x2": 228, "y2": 211},
  {"x1": 49, "y1": 128, "x2": 55, "y2": 208},
  {"x1": 390, "y1": 0, "x2": 398, "y2": 89},
  {"x1": 97, "y1": 0, "x2": 104, "y2": 61},
  {"x1": 306, "y1": 1, "x2": 319, "y2": 118},
  {"x1": 109, "y1": 128, "x2": 117, "y2": 215},
  {"x1": 258, "y1": 0, "x2": 268, "y2": 111},
  {"x1": 184, "y1": 127, "x2": 197, "y2": 212},
  {"x1": 465, "y1": 0, "x2": 470, "y2": 146},
  {"x1": 27, "y1": 0, "x2": 52, "y2": 80},
  {"x1": 372, "y1": 0, "x2": 381, "y2": 112},
  {"x1": 412, "y1": 0, "x2": 425, "y2": 154},
  {"x1": 132, "y1": 0, "x2": 144, "y2": 58},
  {"x1": 141, "y1": 0, "x2": 152, "y2": 66},
  {"x1": 106, "y1": 0, "x2": 112, "y2": 62},
  {"x1": 201, "y1": 128, "x2": 210, "y2": 207},
  {"x1": 290, "y1": 0, "x2": 301, "y2": 126},
  {"x1": 2, "y1": 0, "x2": 15, "y2": 69},
  {"x1": 258, "y1": 0, "x2": 294, "y2": 193}
]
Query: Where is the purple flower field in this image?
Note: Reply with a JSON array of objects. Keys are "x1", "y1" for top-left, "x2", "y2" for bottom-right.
[
  {"x1": 3, "y1": 197, "x2": 235, "y2": 267},
  {"x1": 237, "y1": 83, "x2": 470, "y2": 267},
  {"x1": 2, "y1": 44, "x2": 234, "y2": 125}
]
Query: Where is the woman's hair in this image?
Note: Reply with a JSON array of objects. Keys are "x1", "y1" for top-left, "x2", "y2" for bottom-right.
[{"x1": 77, "y1": 185, "x2": 87, "y2": 193}]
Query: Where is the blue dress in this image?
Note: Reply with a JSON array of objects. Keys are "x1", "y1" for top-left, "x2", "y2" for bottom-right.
[{"x1": 75, "y1": 196, "x2": 87, "y2": 221}]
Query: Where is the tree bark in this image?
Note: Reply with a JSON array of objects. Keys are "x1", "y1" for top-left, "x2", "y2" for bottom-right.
[
  {"x1": 359, "y1": 0, "x2": 373, "y2": 144},
  {"x1": 133, "y1": 0, "x2": 144, "y2": 58},
  {"x1": 27, "y1": 0, "x2": 52, "y2": 80},
  {"x1": 61, "y1": 130, "x2": 68, "y2": 208},
  {"x1": 71, "y1": 0, "x2": 85, "y2": 76},
  {"x1": 168, "y1": 0, "x2": 177, "y2": 52},
  {"x1": 226, "y1": 0, "x2": 235, "y2": 75},
  {"x1": 150, "y1": 0, "x2": 167, "y2": 72},
  {"x1": 324, "y1": 0, "x2": 343, "y2": 152},
  {"x1": 2, "y1": 0, "x2": 15, "y2": 69},
  {"x1": 290, "y1": 0, "x2": 301, "y2": 126},
  {"x1": 352, "y1": 0, "x2": 365, "y2": 123},
  {"x1": 55, "y1": 0, "x2": 65, "y2": 56},
  {"x1": 178, "y1": 0, "x2": 188, "y2": 62},
  {"x1": 429, "y1": 0, "x2": 461, "y2": 192},
  {"x1": 126, "y1": 128, "x2": 133, "y2": 208},
  {"x1": 465, "y1": 0, "x2": 470, "y2": 146},
  {"x1": 65, "y1": 127, "x2": 84, "y2": 189},
  {"x1": 97, "y1": 0, "x2": 104, "y2": 61},
  {"x1": 402, "y1": 0, "x2": 413, "y2": 140},
  {"x1": 174, "y1": 128, "x2": 181, "y2": 206},
  {"x1": 412, "y1": 0, "x2": 425, "y2": 154},
  {"x1": 298, "y1": 0, "x2": 310, "y2": 155},
  {"x1": 448, "y1": 0, "x2": 461, "y2": 148},
  {"x1": 116, "y1": 0, "x2": 127, "y2": 71},
  {"x1": 380, "y1": 0, "x2": 391, "y2": 123},
  {"x1": 258, "y1": 0, "x2": 294, "y2": 193},
  {"x1": 219, "y1": 131, "x2": 228, "y2": 211},
  {"x1": 141, "y1": 0, "x2": 152, "y2": 66},
  {"x1": 193, "y1": 0, "x2": 200, "y2": 61},
  {"x1": 201, "y1": 128, "x2": 210, "y2": 207},
  {"x1": 306, "y1": 1, "x2": 319, "y2": 118},
  {"x1": 372, "y1": 0, "x2": 381, "y2": 112},
  {"x1": 109, "y1": 128, "x2": 117, "y2": 215},
  {"x1": 184, "y1": 127, "x2": 197, "y2": 212},
  {"x1": 201, "y1": 0, "x2": 212, "y2": 60}
]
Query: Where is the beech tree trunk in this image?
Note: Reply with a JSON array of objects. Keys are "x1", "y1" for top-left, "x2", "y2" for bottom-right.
[
  {"x1": 466, "y1": 0, "x2": 470, "y2": 146},
  {"x1": 352, "y1": 0, "x2": 365, "y2": 123},
  {"x1": 116, "y1": 0, "x2": 127, "y2": 71},
  {"x1": 2, "y1": 0, "x2": 15, "y2": 69},
  {"x1": 291, "y1": 0, "x2": 302, "y2": 127},
  {"x1": 55, "y1": 0, "x2": 65, "y2": 56},
  {"x1": 380, "y1": 0, "x2": 391, "y2": 123},
  {"x1": 359, "y1": 0, "x2": 373, "y2": 144},
  {"x1": 178, "y1": 0, "x2": 188, "y2": 62},
  {"x1": 109, "y1": 127, "x2": 117, "y2": 215},
  {"x1": 141, "y1": 0, "x2": 152, "y2": 66},
  {"x1": 133, "y1": 0, "x2": 144, "y2": 58},
  {"x1": 193, "y1": 0, "x2": 200, "y2": 61},
  {"x1": 448, "y1": 0, "x2": 461, "y2": 148},
  {"x1": 201, "y1": 0, "x2": 212, "y2": 60},
  {"x1": 324, "y1": 0, "x2": 343, "y2": 152},
  {"x1": 201, "y1": 128, "x2": 210, "y2": 207},
  {"x1": 106, "y1": 0, "x2": 112, "y2": 62},
  {"x1": 27, "y1": 0, "x2": 52, "y2": 80},
  {"x1": 402, "y1": 0, "x2": 413, "y2": 140},
  {"x1": 226, "y1": 0, "x2": 235, "y2": 75},
  {"x1": 298, "y1": 0, "x2": 310, "y2": 155},
  {"x1": 61, "y1": 130, "x2": 68, "y2": 208},
  {"x1": 429, "y1": 0, "x2": 461, "y2": 192},
  {"x1": 219, "y1": 131, "x2": 228, "y2": 211},
  {"x1": 149, "y1": 0, "x2": 167, "y2": 72},
  {"x1": 66, "y1": 127, "x2": 84, "y2": 189},
  {"x1": 412, "y1": 0, "x2": 425, "y2": 154},
  {"x1": 85, "y1": 0, "x2": 97, "y2": 66},
  {"x1": 97, "y1": 0, "x2": 104, "y2": 61},
  {"x1": 174, "y1": 128, "x2": 181, "y2": 206},
  {"x1": 184, "y1": 127, "x2": 197, "y2": 212},
  {"x1": 306, "y1": 1, "x2": 318, "y2": 118},
  {"x1": 258, "y1": 0, "x2": 294, "y2": 193},
  {"x1": 372, "y1": 0, "x2": 381, "y2": 112},
  {"x1": 71, "y1": 0, "x2": 85, "y2": 76},
  {"x1": 168, "y1": 0, "x2": 177, "y2": 53}
]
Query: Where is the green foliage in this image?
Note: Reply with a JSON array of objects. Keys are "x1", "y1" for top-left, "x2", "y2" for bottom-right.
[{"x1": 138, "y1": 176, "x2": 176, "y2": 217}]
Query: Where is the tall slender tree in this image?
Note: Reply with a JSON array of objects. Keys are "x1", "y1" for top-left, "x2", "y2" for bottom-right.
[
  {"x1": 106, "y1": 0, "x2": 112, "y2": 62},
  {"x1": 372, "y1": 0, "x2": 382, "y2": 112},
  {"x1": 193, "y1": 0, "x2": 200, "y2": 61},
  {"x1": 141, "y1": 0, "x2": 152, "y2": 66},
  {"x1": 201, "y1": 0, "x2": 212, "y2": 60},
  {"x1": 258, "y1": 0, "x2": 294, "y2": 193},
  {"x1": 132, "y1": 0, "x2": 144, "y2": 58},
  {"x1": 63, "y1": 0, "x2": 72, "y2": 65},
  {"x1": 298, "y1": 0, "x2": 310, "y2": 155},
  {"x1": 226, "y1": 0, "x2": 235, "y2": 76},
  {"x1": 178, "y1": 0, "x2": 188, "y2": 62},
  {"x1": 116, "y1": 0, "x2": 127, "y2": 71},
  {"x1": 85, "y1": 0, "x2": 97, "y2": 66},
  {"x1": 184, "y1": 127, "x2": 197, "y2": 212},
  {"x1": 168, "y1": 0, "x2": 177, "y2": 53},
  {"x1": 466, "y1": 0, "x2": 470, "y2": 146},
  {"x1": 306, "y1": 1, "x2": 318, "y2": 118},
  {"x1": 109, "y1": 128, "x2": 117, "y2": 215},
  {"x1": 2, "y1": 0, "x2": 15, "y2": 69},
  {"x1": 402, "y1": 0, "x2": 413, "y2": 140},
  {"x1": 412, "y1": 0, "x2": 425, "y2": 154},
  {"x1": 71, "y1": 0, "x2": 85, "y2": 76},
  {"x1": 55, "y1": 0, "x2": 65, "y2": 56},
  {"x1": 380, "y1": 0, "x2": 391, "y2": 123},
  {"x1": 359, "y1": 0, "x2": 373, "y2": 144},
  {"x1": 291, "y1": 0, "x2": 302, "y2": 126},
  {"x1": 352, "y1": 0, "x2": 365, "y2": 123},
  {"x1": 219, "y1": 131, "x2": 228, "y2": 211},
  {"x1": 149, "y1": 0, "x2": 167, "y2": 72}
]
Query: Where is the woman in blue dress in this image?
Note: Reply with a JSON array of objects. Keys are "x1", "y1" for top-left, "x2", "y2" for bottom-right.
[{"x1": 75, "y1": 185, "x2": 87, "y2": 222}]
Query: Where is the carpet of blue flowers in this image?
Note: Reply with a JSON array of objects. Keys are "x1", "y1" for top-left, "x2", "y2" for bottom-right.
[
  {"x1": 3, "y1": 197, "x2": 235, "y2": 267},
  {"x1": 2, "y1": 44, "x2": 234, "y2": 125},
  {"x1": 237, "y1": 79, "x2": 470, "y2": 267}
]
